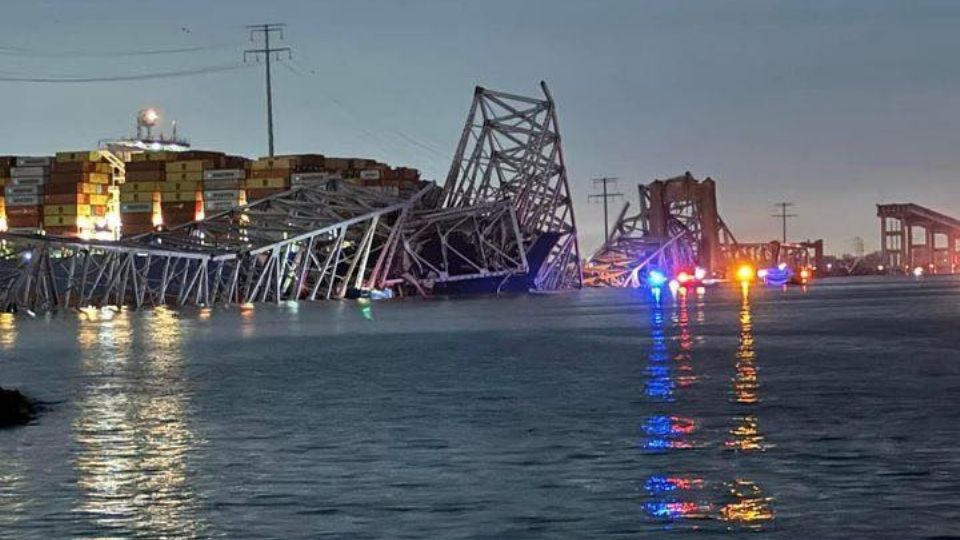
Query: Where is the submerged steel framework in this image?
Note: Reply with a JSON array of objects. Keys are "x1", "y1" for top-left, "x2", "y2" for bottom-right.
[
  {"x1": 441, "y1": 82, "x2": 582, "y2": 290},
  {"x1": 0, "y1": 82, "x2": 581, "y2": 312}
]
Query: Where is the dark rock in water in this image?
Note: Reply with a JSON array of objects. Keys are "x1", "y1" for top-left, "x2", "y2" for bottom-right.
[{"x1": 0, "y1": 387, "x2": 35, "y2": 427}]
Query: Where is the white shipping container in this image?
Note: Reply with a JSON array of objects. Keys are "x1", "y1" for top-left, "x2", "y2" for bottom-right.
[
  {"x1": 202, "y1": 178, "x2": 244, "y2": 190},
  {"x1": 11, "y1": 176, "x2": 46, "y2": 187},
  {"x1": 360, "y1": 169, "x2": 382, "y2": 180},
  {"x1": 202, "y1": 169, "x2": 246, "y2": 181},
  {"x1": 5, "y1": 185, "x2": 41, "y2": 196},
  {"x1": 120, "y1": 202, "x2": 152, "y2": 213},
  {"x1": 11, "y1": 166, "x2": 48, "y2": 178},
  {"x1": 203, "y1": 200, "x2": 238, "y2": 211},
  {"x1": 202, "y1": 189, "x2": 243, "y2": 201},
  {"x1": 15, "y1": 157, "x2": 52, "y2": 167},
  {"x1": 6, "y1": 195, "x2": 41, "y2": 206}
]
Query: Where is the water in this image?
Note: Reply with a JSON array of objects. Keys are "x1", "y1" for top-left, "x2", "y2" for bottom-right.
[{"x1": 0, "y1": 277, "x2": 958, "y2": 538}]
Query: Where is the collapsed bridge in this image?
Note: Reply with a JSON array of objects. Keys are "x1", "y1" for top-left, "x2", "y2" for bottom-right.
[
  {"x1": 584, "y1": 172, "x2": 823, "y2": 286},
  {"x1": 0, "y1": 82, "x2": 582, "y2": 313}
]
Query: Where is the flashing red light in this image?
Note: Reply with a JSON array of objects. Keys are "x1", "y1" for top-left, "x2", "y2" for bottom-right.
[{"x1": 676, "y1": 271, "x2": 692, "y2": 284}]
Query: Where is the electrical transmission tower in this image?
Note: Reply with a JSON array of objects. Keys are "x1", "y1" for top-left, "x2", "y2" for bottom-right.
[
  {"x1": 244, "y1": 23, "x2": 292, "y2": 157},
  {"x1": 588, "y1": 177, "x2": 623, "y2": 244},
  {"x1": 772, "y1": 202, "x2": 797, "y2": 243}
]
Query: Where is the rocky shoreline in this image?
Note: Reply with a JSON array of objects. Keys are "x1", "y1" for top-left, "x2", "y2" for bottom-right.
[{"x1": 0, "y1": 387, "x2": 35, "y2": 427}]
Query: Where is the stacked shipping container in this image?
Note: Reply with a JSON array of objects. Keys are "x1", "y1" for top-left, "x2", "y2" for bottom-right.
[
  {"x1": 253, "y1": 154, "x2": 421, "y2": 198},
  {"x1": 124, "y1": 151, "x2": 248, "y2": 229},
  {"x1": 0, "y1": 156, "x2": 12, "y2": 231},
  {"x1": 5, "y1": 157, "x2": 52, "y2": 233},
  {"x1": 0, "y1": 149, "x2": 421, "y2": 237},
  {"x1": 45, "y1": 151, "x2": 112, "y2": 237}
]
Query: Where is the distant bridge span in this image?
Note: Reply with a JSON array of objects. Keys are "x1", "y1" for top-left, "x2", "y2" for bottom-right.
[{"x1": 878, "y1": 203, "x2": 960, "y2": 273}]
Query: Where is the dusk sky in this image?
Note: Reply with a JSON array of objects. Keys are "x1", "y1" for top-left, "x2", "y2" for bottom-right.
[{"x1": 1, "y1": 0, "x2": 958, "y2": 254}]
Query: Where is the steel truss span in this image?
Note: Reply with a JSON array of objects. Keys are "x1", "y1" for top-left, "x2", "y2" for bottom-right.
[
  {"x1": 0, "y1": 181, "x2": 421, "y2": 312},
  {"x1": 441, "y1": 81, "x2": 582, "y2": 290}
]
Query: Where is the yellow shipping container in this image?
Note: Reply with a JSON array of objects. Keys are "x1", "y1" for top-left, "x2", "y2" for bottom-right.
[
  {"x1": 121, "y1": 181, "x2": 159, "y2": 193},
  {"x1": 161, "y1": 181, "x2": 201, "y2": 192},
  {"x1": 245, "y1": 177, "x2": 289, "y2": 189},
  {"x1": 160, "y1": 191, "x2": 199, "y2": 203},
  {"x1": 251, "y1": 158, "x2": 295, "y2": 170},
  {"x1": 165, "y1": 171, "x2": 203, "y2": 182},
  {"x1": 87, "y1": 172, "x2": 110, "y2": 184},
  {"x1": 55, "y1": 151, "x2": 101, "y2": 163},
  {"x1": 165, "y1": 160, "x2": 210, "y2": 173},
  {"x1": 94, "y1": 162, "x2": 113, "y2": 174},
  {"x1": 80, "y1": 183, "x2": 106, "y2": 195},
  {"x1": 120, "y1": 192, "x2": 155, "y2": 203},
  {"x1": 44, "y1": 204, "x2": 92, "y2": 216},
  {"x1": 43, "y1": 215, "x2": 86, "y2": 227},
  {"x1": 89, "y1": 194, "x2": 110, "y2": 206},
  {"x1": 130, "y1": 151, "x2": 177, "y2": 162},
  {"x1": 0, "y1": 177, "x2": 8, "y2": 187}
]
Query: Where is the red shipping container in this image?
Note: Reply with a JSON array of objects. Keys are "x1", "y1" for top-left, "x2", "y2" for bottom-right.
[
  {"x1": 51, "y1": 161, "x2": 99, "y2": 173},
  {"x1": 125, "y1": 161, "x2": 167, "y2": 173},
  {"x1": 44, "y1": 193, "x2": 90, "y2": 205},
  {"x1": 120, "y1": 214, "x2": 155, "y2": 225},
  {"x1": 44, "y1": 226, "x2": 80, "y2": 237},
  {"x1": 44, "y1": 182, "x2": 106, "y2": 196},
  {"x1": 126, "y1": 169, "x2": 165, "y2": 181},
  {"x1": 7, "y1": 215, "x2": 41, "y2": 227},
  {"x1": 249, "y1": 168, "x2": 291, "y2": 179},
  {"x1": 5, "y1": 206, "x2": 41, "y2": 217}
]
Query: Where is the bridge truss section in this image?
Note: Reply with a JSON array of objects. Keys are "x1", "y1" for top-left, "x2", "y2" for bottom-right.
[
  {"x1": 584, "y1": 173, "x2": 736, "y2": 286},
  {"x1": 0, "y1": 181, "x2": 421, "y2": 312},
  {"x1": 441, "y1": 81, "x2": 582, "y2": 290}
]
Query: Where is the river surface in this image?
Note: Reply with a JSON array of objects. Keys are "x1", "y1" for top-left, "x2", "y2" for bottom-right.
[{"x1": 0, "y1": 276, "x2": 958, "y2": 538}]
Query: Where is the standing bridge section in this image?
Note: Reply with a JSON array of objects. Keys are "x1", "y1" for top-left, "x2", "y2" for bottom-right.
[{"x1": 878, "y1": 203, "x2": 960, "y2": 273}]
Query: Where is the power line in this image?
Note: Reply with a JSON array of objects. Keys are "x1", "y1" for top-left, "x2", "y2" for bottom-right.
[
  {"x1": 0, "y1": 43, "x2": 234, "y2": 58},
  {"x1": 0, "y1": 63, "x2": 250, "y2": 83},
  {"x1": 281, "y1": 58, "x2": 452, "y2": 172},
  {"x1": 772, "y1": 202, "x2": 797, "y2": 243},
  {"x1": 244, "y1": 23, "x2": 291, "y2": 157},
  {"x1": 588, "y1": 177, "x2": 623, "y2": 243},
  {"x1": 286, "y1": 58, "x2": 450, "y2": 160}
]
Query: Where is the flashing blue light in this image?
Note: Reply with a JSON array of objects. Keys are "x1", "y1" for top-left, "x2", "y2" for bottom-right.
[
  {"x1": 644, "y1": 476, "x2": 678, "y2": 493},
  {"x1": 647, "y1": 269, "x2": 668, "y2": 287},
  {"x1": 641, "y1": 438, "x2": 672, "y2": 451},
  {"x1": 643, "y1": 416, "x2": 673, "y2": 436}
]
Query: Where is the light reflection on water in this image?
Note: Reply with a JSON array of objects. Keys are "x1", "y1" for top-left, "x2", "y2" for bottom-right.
[
  {"x1": 0, "y1": 454, "x2": 26, "y2": 530},
  {"x1": 72, "y1": 307, "x2": 203, "y2": 538},
  {"x1": 0, "y1": 312, "x2": 17, "y2": 350},
  {"x1": 642, "y1": 285, "x2": 774, "y2": 530}
]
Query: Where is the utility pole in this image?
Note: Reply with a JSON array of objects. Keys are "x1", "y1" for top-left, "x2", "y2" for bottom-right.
[
  {"x1": 588, "y1": 177, "x2": 623, "y2": 243},
  {"x1": 244, "y1": 23, "x2": 291, "y2": 157},
  {"x1": 772, "y1": 202, "x2": 797, "y2": 243}
]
